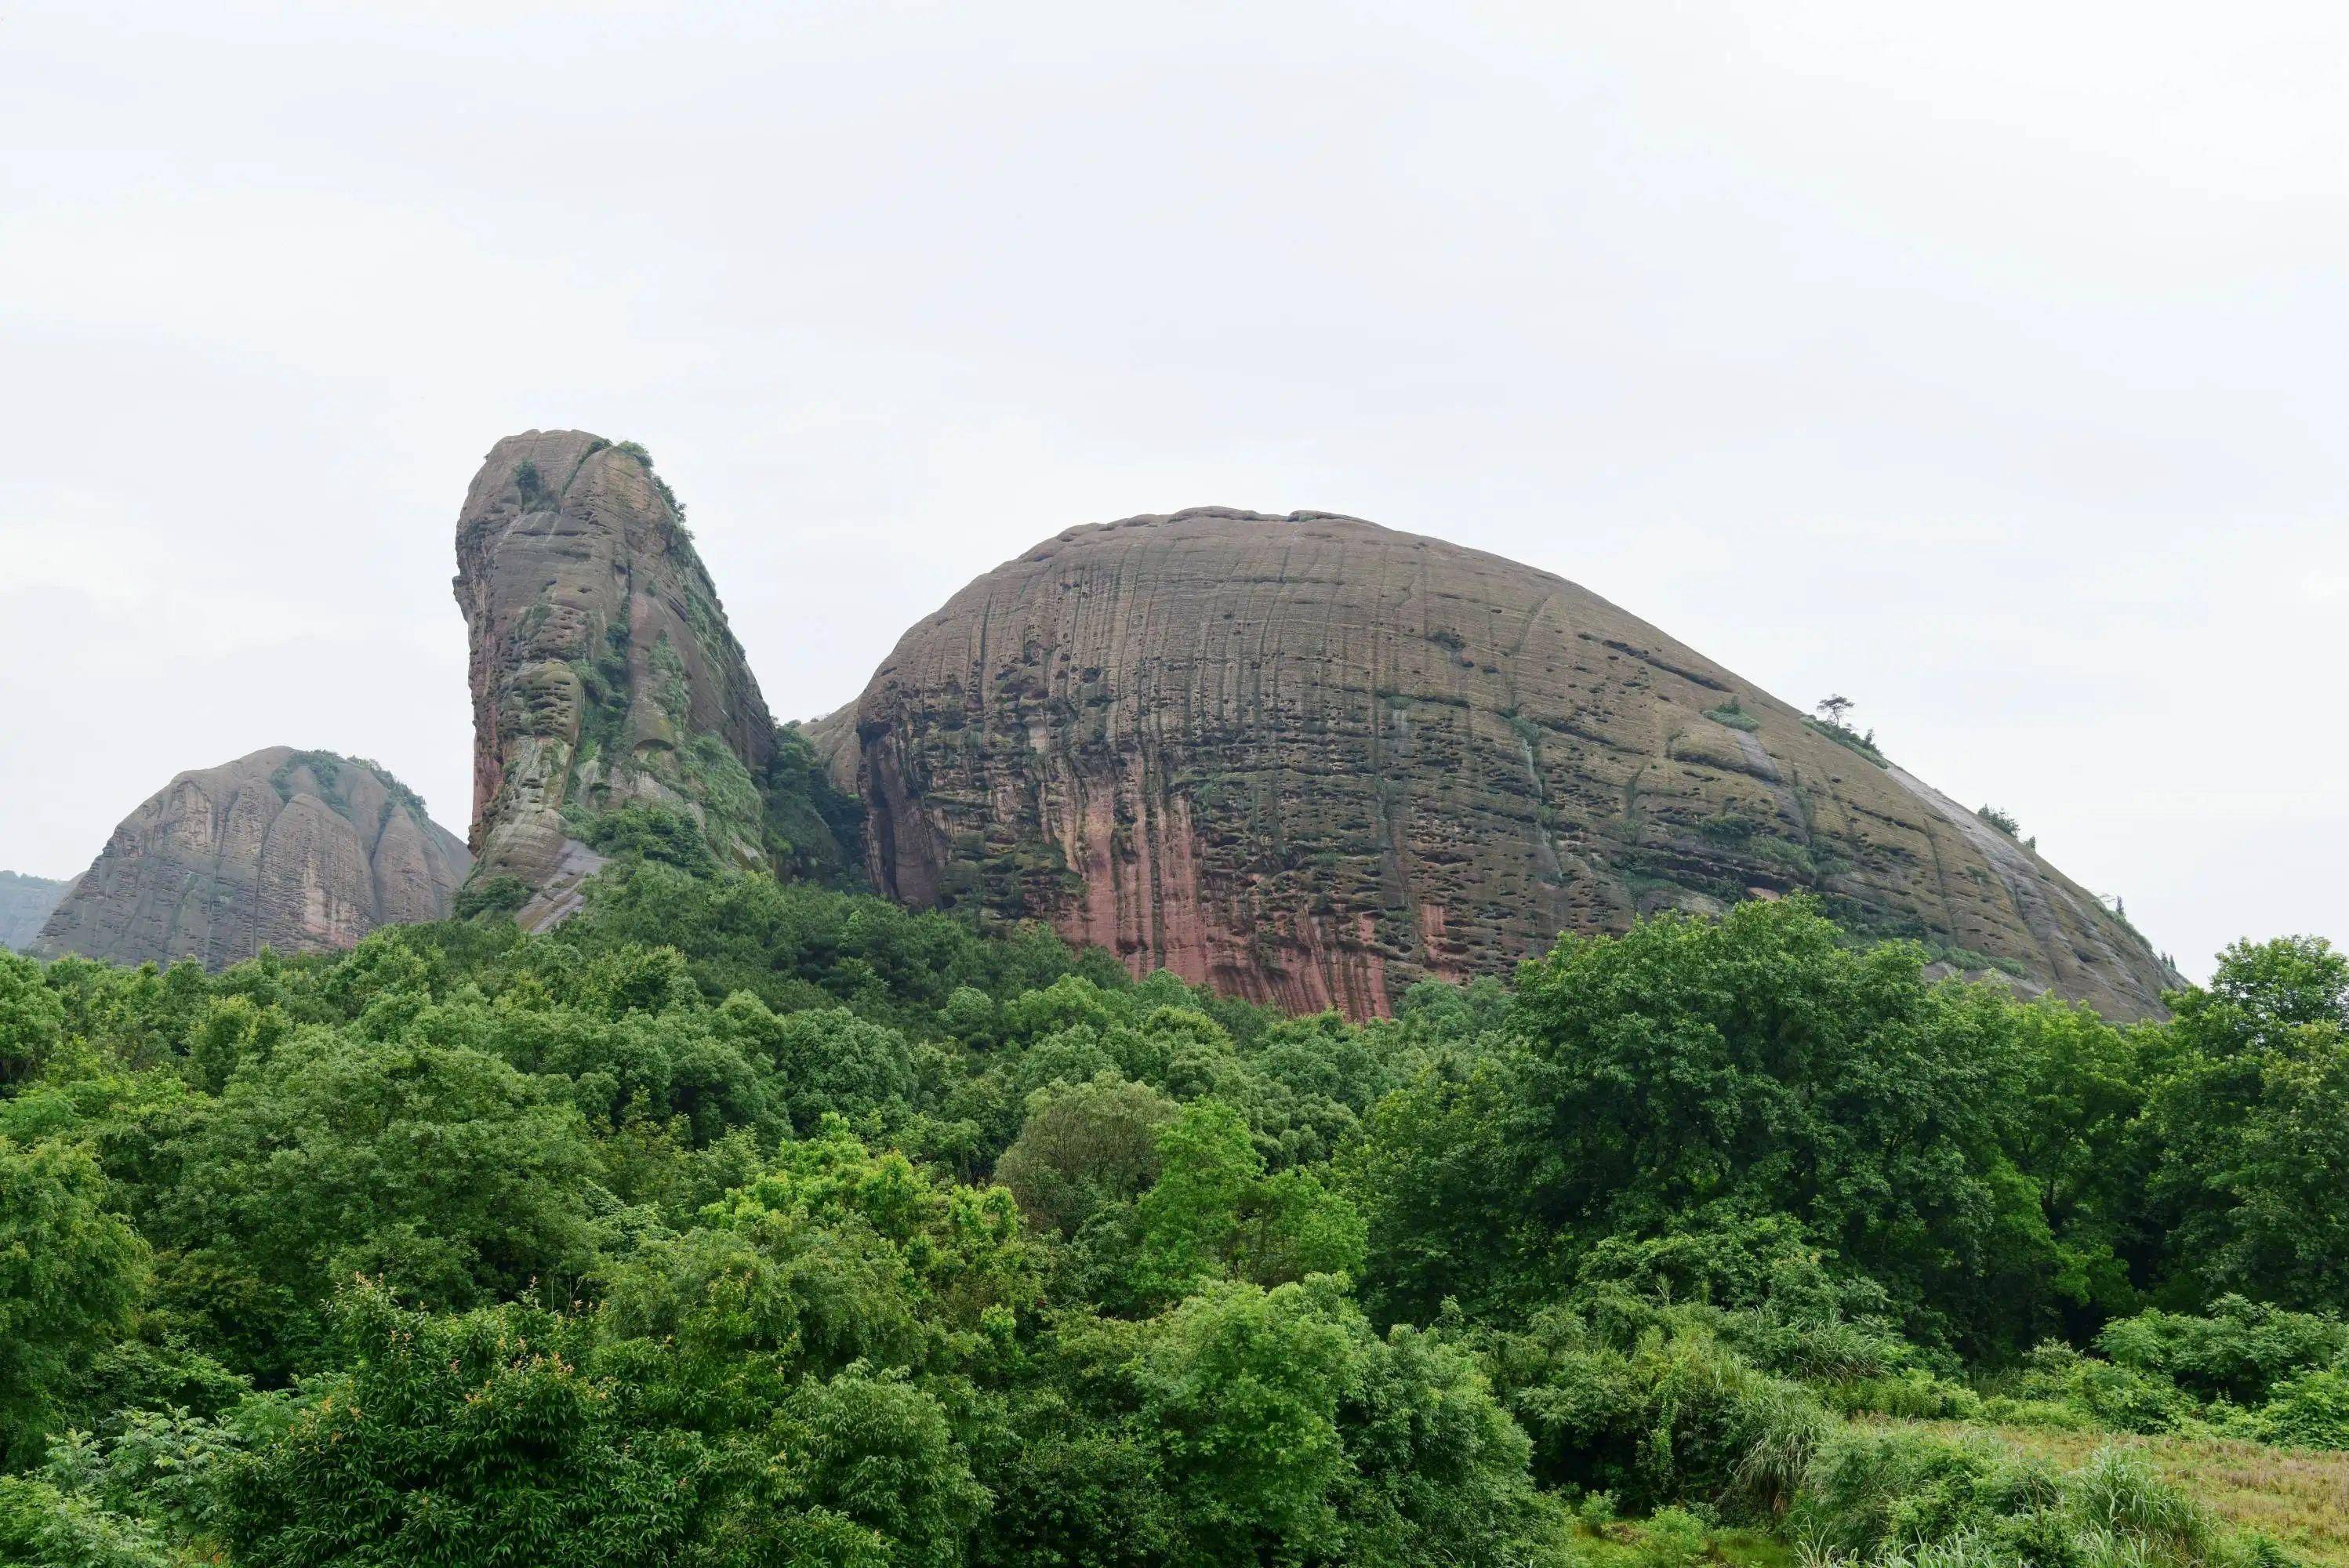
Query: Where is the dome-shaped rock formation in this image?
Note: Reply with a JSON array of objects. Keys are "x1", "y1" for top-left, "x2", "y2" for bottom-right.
[
  {"x1": 34, "y1": 748, "x2": 470, "y2": 968},
  {"x1": 843, "y1": 507, "x2": 2180, "y2": 1019},
  {"x1": 456, "y1": 430, "x2": 858, "y2": 927}
]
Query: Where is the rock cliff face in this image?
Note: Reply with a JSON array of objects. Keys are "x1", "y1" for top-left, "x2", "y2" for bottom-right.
[
  {"x1": 456, "y1": 431, "x2": 856, "y2": 926},
  {"x1": 844, "y1": 508, "x2": 2180, "y2": 1020},
  {"x1": 34, "y1": 749, "x2": 470, "y2": 969},
  {"x1": 0, "y1": 872, "x2": 67, "y2": 953}
]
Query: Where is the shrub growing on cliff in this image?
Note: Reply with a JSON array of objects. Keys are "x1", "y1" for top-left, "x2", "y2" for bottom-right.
[
  {"x1": 452, "y1": 873, "x2": 531, "y2": 920},
  {"x1": 582, "y1": 803, "x2": 723, "y2": 877}
]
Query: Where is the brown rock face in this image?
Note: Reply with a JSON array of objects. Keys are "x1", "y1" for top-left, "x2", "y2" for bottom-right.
[
  {"x1": 34, "y1": 749, "x2": 470, "y2": 969},
  {"x1": 846, "y1": 508, "x2": 2181, "y2": 1020},
  {"x1": 456, "y1": 430, "x2": 856, "y2": 926}
]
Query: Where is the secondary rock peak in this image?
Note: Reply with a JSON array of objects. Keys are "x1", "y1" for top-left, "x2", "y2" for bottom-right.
[{"x1": 34, "y1": 747, "x2": 469, "y2": 969}]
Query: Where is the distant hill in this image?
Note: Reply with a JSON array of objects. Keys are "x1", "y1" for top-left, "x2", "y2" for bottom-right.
[
  {"x1": 34, "y1": 748, "x2": 470, "y2": 969},
  {"x1": 0, "y1": 870, "x2": 67, "y2": 952}
]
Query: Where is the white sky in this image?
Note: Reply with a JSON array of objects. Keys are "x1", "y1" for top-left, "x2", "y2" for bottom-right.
[{"x1": 2, "y1": 1, "x2": 2341, "y2": 981}]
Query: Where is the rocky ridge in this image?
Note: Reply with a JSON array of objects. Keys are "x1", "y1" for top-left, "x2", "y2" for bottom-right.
[
  {"x1": 34, "y1": 748, "x2": 470, "y2": 969},
  {"x1": 840, "y1": 507, "x2": 2182, "y2": 1020}
]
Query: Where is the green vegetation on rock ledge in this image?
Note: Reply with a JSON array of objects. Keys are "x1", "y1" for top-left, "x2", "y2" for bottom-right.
[
  {"x1": 1, "y1": 860, "x2": 2344, "y2": 1566},
  {"x1": 1803, "y1": 714, "x2": 1889, "y2": 767},
  {"x1": 1702, "y1": 700, "x2": 1762, "y2": 731}
]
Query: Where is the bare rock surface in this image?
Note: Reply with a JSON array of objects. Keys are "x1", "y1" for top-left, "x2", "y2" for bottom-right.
[
  {"x1": 456, "y1": 431, "x2": 858, "y2": 923},
  {"x1": 0, "y1": 872, "x2": 67, "y2": 953},
  {"x1": 843, "y1": 508, "x2": 2182, "y2": 1019},
  {"x1": 34, "y1": 749, "x2": 469, "y2": 968}
]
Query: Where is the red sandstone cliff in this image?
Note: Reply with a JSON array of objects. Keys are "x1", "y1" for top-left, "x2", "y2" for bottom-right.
[{"x1": 842, "y1": 508, "x2": 2180, "y2": 1020}]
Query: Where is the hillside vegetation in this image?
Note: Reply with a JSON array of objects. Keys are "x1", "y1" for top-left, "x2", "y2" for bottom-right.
[{"x1": 1, "y1": 837, "x2": 2344, "y2": 1566}]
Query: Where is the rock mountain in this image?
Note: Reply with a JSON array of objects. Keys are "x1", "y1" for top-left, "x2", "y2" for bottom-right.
[
  {"x1": 34, "y1": 748, "x2": 470, "y2": 969},
  {"x1": 456, "y1": 436, "x2": 2177, "y2": 1020},
  {"x1": 835, "y1": 507, "x2": 2180, "y2": 1019},
  {"x1": 455, "y1": 430, "x2": 856, "y2": 927}
]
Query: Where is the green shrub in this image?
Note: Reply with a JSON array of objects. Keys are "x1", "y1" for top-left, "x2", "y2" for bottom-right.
[
  {"x1": 2098, "y1": 1297, "x2": 2349, "y2": 1405},
  {"x1": 1704, "y1": 702, "x2": 1762, "y2": 732},
  {"x1": 1874, "y1": 1529, "x2": 2010, "y2": 1568},
  {"x1": 1790, "y1": 1430, "x2": 2232, "y2": 1568},
  {"x1": 452, "y1": 874, "x2": 531, "y2": 920},
  {"x1": 1636, "y1": 1505, "x2": 1708, "y2": 1568},
  {"x1": 2253, "y1": 1365, "x2": 2349, "y2": 1449},
  {"x1": 1976, "y1": 1395, "x2": 2101, "y2": 1432},
  {"x1": 1803, "y1": 717, "x2": 1888, "y2": 765},
  {"x1": 1788, "y1": 1426, "x2": 2059, "y2": 1559},
  {"x1": 1488, "y1": 1312, "x2": 1828, "y2": 1516},
  {"x1": 2064, "y1": 1447, "x2": 2214, "y2": 1560},
  {"x1": 1820, "y1": 1369, "x2": 1985, "y2": 1422},
  {"x1": 581, "y1": 803, "x2": 721, "y2": 877},
  {"x1": 1998, "y1": 1342, "x2": 2197, "y2": 1435}
]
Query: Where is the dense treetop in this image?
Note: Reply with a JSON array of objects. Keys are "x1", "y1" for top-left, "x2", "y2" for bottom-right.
[{"x1": 0, "y1": 858, "x2": 2342, "y2": 1566}]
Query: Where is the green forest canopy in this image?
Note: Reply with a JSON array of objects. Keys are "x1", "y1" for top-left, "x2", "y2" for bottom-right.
[{"x1": 2, "y1": 862, "x2": 2346, "y2": 1566}]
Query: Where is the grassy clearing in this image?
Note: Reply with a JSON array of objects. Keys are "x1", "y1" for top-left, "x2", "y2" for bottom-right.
[{"x1": 1891, "y1": 1420, "x2": 2349, "y2": 1566}]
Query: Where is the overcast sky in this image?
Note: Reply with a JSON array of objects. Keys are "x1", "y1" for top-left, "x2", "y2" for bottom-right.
[{"x1": 2, "y1": 1, "x2": 2340, "y2": 980}]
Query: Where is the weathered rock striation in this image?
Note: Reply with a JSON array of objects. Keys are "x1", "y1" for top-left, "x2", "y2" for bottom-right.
[
  {"x1": 456, "y1": 431, "x2": 857, "y2": 926},
  {"x1": 0, "y1": 872, "x2": 67, "y2": 953},
  {"x1": 844, "y1": 508, "x2": 2181, "y2": 1019},
  {"x1": 34, "y1": 749, "x2": 469, "y2": 969}
]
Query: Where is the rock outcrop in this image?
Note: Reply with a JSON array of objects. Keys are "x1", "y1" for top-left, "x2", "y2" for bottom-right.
[
  {"x1": 844, "y1": 508, "x2": 2181, "y2": 1019},
  {"x1": 0, "y1": 872, "x2": 67, "y2": 953},
  {"x1": 456, "y1": 431, "x2": 857, "y2": 926},
  {"x1": 34, "y1": 749, "x2": 470, "y2": 968}
]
